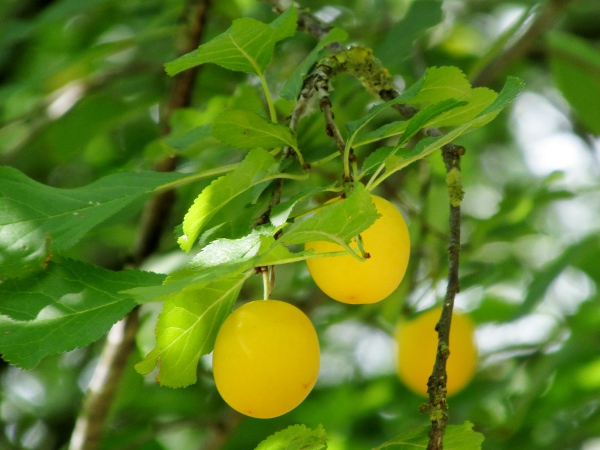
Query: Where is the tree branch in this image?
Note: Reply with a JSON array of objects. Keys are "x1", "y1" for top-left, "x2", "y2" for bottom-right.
[
  {"x1": 420, "y1": 145, "x2": 464, "y2": 450},
  {"x1": 68, "y1": 2, "x2": 212, "y2": 449},
  {"x1": 471, "y1": 0, "x2": 576, "y2": 87}
]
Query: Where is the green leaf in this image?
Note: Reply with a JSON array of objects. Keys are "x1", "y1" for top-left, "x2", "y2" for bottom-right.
[
  {"x1": 374, "y1": 76, "x2": 523, "y2": 185},
  {"x1": 345, "y1": 75, "x2": 426, "y2": 140},
  {"x1": 0, "y1": 168, "x2": 188, "y2": 278},
  {"x1": 178, "y1": 148, "x2": 281, "y2": 253},
  {"x1": 127, "y1": 227, "x2": 289, "y2": 305},
  {"x1": 0, "y1": 259, "x2": 164, "y2": 369},
  {"x1": 361, "y1": 146, "x2": 396, "y2": 177},
  {"x1": 373, "y1": 421, "x2": 484, "y2": 449},
  {"x1": 191, "y1": 226, "x2": 276, "y2": 268},
  {"x1": 280, "y1": 27, "x2": 348, "y2": 101},
  {"x1": 354, "y1": 82, "x2": 491, "y2": 148},
  {"x1": 280, "y1": 183, "x2": 379, "y2": 247},
  {"x1": 354, "y1": 120, "x2": 408, "y2": 147},
  {"x1": 444, "y1": 422, "x2": 485, "y2": 449},
  {"x1": 135, "y1": 274, "x2": 247, "y2": 388},
  {"x1": 548, "y1": 31, "x2": 600, "y2": 134},
  {"x1": 372, "y1": 426, "x2": 428, "y2": 449},
  {"x1": 397, "y1": 98, "x2": 467, "y2": 146},
  {"x1": 212, "y1": 109, "x2": 297, "y2": 150},
  {"x1": 164, "y1": 6, "x2": 297, "y2": 76},
  {"x1": 426, "y1": 87, "x2": 498, "y2": 128},
  {"x1": 255, "y1": 424, "x2": 327, "y2": 450},
  {"x1": 409, "y1": 66, "x2": 472, "y2": 105},
  {"x1": 163, "y1": 124, "x2": 212, "y2": 152},
  {"x1": 376, "y1": 0, "x2": 444, "y2": 70},
  {"x1": 360, "y1": 98, "x2": 465, "y2": 177},
  {"x1": 270, "y1": 184, "x2": 337, "y2": 228}
]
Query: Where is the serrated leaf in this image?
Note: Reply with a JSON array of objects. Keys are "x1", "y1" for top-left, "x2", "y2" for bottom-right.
[
  {"x1": 0, "y1": 259, "x2": 164, "y2": 369},
  {"x1": 361, "y1": 146, "x2": 396, "y2": 176},
  {"x1": 280, "y1": 183, "x2": 379, "y2": 247},
  {"x1": 135, "y1": 274, "x2": 247, "y2": 388},
  {"x1": 127, "y1": 227, "x2": 282, "y2": 304},
  {"x1": 178, "y1": 148, "x2": 281, "y2": 253},
  {"x1": 255, "y1": 424, "x2": 327, "y2": 450},
  {"x1": 270, "y1": 184, "x2": 337, "y2": 228},
  {"x1": 443, "y1": 422, "x2": 485, "y2": 449},
  {"x1": 0, "y1": 168, "x2": 188, "y2": 278},
  {"x1": 212, "y1": 109, "x2": 297, "y2": 150},
  {"x1": 379, "y1": 76, "x2": 523, "y2": 179},
  {"x1": 192, "y1": 226, "x2": 276, "y2": 268},
  {"x1": 164, "y1": 6, "x2": 297, "y2": 76},
  {"x1": 373, "y1": 421, "x2": 484, "y2": 449},
  {"x1": 397, "y1": 98, "x2": 466, "y2": 147},
  {"x1": 548, "y1": 31, "x2": 600, "y2": 134},
  {"x1": 426, "y1": 87, "x2": 497, "y2": 128},
  {"x1": 354, "y1": 83, "x2": 493, "y2": 148},
  {"x1": 360, "y1": 99, "x2": 464, "y2": 177},
  {"x1": 280, "y1": 27, "x2": 348, "y2": 101},
  {"x1": 345, "y1": 75, "x2": 426, "y2": 140},
  {"x1": 409, "y1": 66, "x2": 472, "y2": 105}
]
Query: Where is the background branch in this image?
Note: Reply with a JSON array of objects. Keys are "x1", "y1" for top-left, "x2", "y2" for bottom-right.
[
  {"x1": 471, "y1": 0, "x2": 576, "y2": 87},
  {"x1": 68, "y1": 2, "x2": 212, "y2": 449}
]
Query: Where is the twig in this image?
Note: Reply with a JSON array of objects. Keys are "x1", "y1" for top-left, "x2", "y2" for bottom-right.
[
  {"x1": 201, "y1": 409, "x2": 244, "y2": 450},
  {"x1": 68, "y1": 312, "x2": 140, "y2": 450},
  {"x1": 68, "y1": 2, "x2": 212, "y2": 449},
  {"x1": 420, "y1": 145, "x2": 464, "y2": 450},
  {"x1": 261, "y1": 0, "x2": 343, "y2": 52},
  {"x1": 299, "y1": 63, "x2": 351, "y2": 180},
  {"x1": 470, "y1": 0, "x2": 576, "y2": 87}
]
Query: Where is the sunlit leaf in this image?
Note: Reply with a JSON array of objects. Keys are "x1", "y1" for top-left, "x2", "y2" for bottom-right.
[
  {"x1": 178, "y1": 148, "x2": 281, "y2": 253},
  {"x1": 426, "y1": 87, "x2": 497, "y2": 128},
  {"x1": 360, "y1": 98, "x2": 465, "y2": 177},
  {"x1": 397, "y1": 98, "x2": 466, "y2": 146},
  {"x1": 255, "y1": 424, "x2": 328, "y2": 450},
  {"x1": 135, "y1": 274, "x2": 247, "y2": 388},
  {"x1": 377, "y1": 76, "x2": 523, "y2": 182},
  {"x1": 126, "y1": 228, "x2": 292, "y2": 305},
  {"x1": 409, "y1": 66, "x2": 472, "y2": 105},
  {"x1": 280, "y1": 183, "x2": 379, "y2": 247},
  {"x1": 269, "y1": 184, "x2": 337, "y2": 227},
  {"x1": 374, "y1": 421, "x2": 484, "y2": 449}
]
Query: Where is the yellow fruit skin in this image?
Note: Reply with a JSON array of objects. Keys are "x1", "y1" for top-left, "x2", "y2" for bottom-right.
[
  {"x1": 395, "y1": 307, "x2": 477, "y2": 397},
  {"x1": 305, "y1": 195, "x2": 410, "y2": 304},
  {"x1": 212, "y1": 300, "x2": 320, "y2": 419}
]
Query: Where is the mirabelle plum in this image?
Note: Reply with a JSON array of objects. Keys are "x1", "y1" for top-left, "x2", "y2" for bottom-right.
[
  {"x1": 395, "y1": 306, "x2": 477, "y2": 397},
  {"x1": 212, "y1": 300, "x2": 320, "y2": 419},
  {"x1": 305, "y1": 195, "x2": 410, "y2": 304}
]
